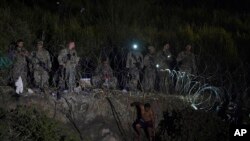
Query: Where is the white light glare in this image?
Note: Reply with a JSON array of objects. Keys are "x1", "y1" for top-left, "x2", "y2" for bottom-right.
[
  {"x1": 133, "y1": 44, "x2": 138, "y2": 49},
  {"x1": 191, "y1": 104, "x2": 198, "y2": 110}
]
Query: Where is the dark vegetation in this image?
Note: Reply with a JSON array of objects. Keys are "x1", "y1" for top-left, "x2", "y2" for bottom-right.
[
  {"x1": 156, "y1": 108, "x2": 229, "y2": 141},
  {"x1": 0, "y1": 106, "x2": 80, "y2": 141}
]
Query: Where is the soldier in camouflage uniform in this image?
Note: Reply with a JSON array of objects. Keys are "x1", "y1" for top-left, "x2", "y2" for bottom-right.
[
  {"x1": 143, "y1": 46, "x2": 157, "y2": 92},
  {"x1": 58, "y1": 41, "x2": 80, "y2": 92},
  {"x1": 30, "y1": 41, "x2": 51, "y2": 90},
  {"x1": 92, "y1": 58, "x2": 117, "y2": 89},
  {"x1": 12, "y1": 39, "x2": 29, "y2": 91},
  {"x1": 176, "y1": 44, "x2": 197, "y2": 74},
  {"x1": 126, "y1": 45, "x2": 143, "y2": 91},
  {"x1": 156, "y1": 43, "x2": 173, "y2": 94}
]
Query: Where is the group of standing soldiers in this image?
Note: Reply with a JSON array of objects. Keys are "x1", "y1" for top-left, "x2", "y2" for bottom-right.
[
  {"x1": 11, "y1": 39, "x2": 79, "y2": 93},
  {"x1": 126, "y1": 43, "x2": 197, "y2": 94},
  {"x1": 10, "y1": 39, "x2": 196, "y2": 94},
  {"x1": 12, "y1": 39, "x2": 52, "y2": 92}
]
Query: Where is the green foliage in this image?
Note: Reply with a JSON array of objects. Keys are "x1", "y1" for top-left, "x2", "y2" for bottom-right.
[
  {"x1": 0, "y1": 0, "x2": 249, "y2": 68},
  {"x1": 157, "y1": 108, "x2": 229, "y2": 141},
  {"x1": 0, "y1": 106, "x2": 80, "y2": 141},
  {"x1": 0, "y1": 52, "x2": 12, "y2": 69}
]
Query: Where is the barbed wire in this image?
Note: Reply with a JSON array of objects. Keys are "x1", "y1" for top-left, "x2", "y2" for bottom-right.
[{"x1": 1, "y1": 43, "x2": 249, "y2": 115}]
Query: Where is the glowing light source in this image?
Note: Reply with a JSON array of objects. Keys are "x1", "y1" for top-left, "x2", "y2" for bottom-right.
[
  {"x1": 191, "y1": 104, "x2": 198, "y2": 110},
  {"x1": 133, "y1": 44, "x2": 138, "y2": 49},
  {"x1": 156, "y1": 64, "x2": 160, "y2": 68}
]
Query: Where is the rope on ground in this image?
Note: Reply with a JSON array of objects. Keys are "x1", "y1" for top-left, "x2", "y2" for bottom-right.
[
  {"x1": 62, "y1": 97, "x2": 84, "y2": 141},
  {"x1": 106, "y1": 97, "x2": 127, "y2": 141}
]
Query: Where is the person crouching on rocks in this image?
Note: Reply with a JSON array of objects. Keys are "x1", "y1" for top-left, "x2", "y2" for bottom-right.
[
  {"x1": 131, "y1": 102, "x2": 155, "y2": 141},
  {"x1": 92, "y1": 57, "x2": 117, "y2": 89}
]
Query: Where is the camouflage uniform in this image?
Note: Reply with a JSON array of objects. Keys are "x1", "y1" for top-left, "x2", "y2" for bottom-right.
[
  {"x1": 58, "y1": 48, "x2": 79, "y2": 92},
  {"x1": 92, "y1": 62, "x2": 117, "y2": 89},
  {"x1": 12, "y1": 47, "x2": 28, "y2": 89},
  {"x1": 126, "y1": 51, "x2": 143, "y2": 91},
  {"x1": 31, "y1": 48, "x2": 51, "y2": 89},
  {"x1": 143, "y1": 53, "x2": 157, "y2": 92},
  {"x1": 176, "y1": 51, "x2": 196, "y2": 74},
  {"x1": 156, "y1": 50, "x2": 172, "y2": 94}
]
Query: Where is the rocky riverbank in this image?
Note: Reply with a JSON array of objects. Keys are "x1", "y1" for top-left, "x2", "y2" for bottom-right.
[{"x1": 0, "y1": 86, "x2": 229, "y2": 141}]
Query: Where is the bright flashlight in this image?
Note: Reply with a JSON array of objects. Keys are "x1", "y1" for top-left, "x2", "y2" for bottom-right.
[
  {"x1": 133, "y1": 44, "x2": 138, "y2": 49},
  {"x1": 167, "y1": 55, "x2": 171, "y2": 58},
  {"x1": 156, "y1": 64, "x2": 160, "y2": 68},
  {"x1": 191, "y1": 104, "x2": 198, "y2": 110}
]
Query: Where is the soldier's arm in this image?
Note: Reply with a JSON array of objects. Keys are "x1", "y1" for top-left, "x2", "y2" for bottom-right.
[
  {"x1": 126, "y1": 53, "x2": 131, "y2": 68},
  {"x1": 155, "y1": 52, "x2": 161, "y2": 64},
  {"x1": 58, "y1": 49, "x2": 66, "y2": 66},
  {"x1": 21, "y1": 48, "x2": 29, "y2": 57},
  {"x1": 143, "y1": 55, "x2": 149, "y2": 67},
  {"x1": 176, "y1": 52, "x2": 183, "y2": 62},
  {"x1": 24, "y1": 49, "x2": 32, "y2": 60},
  {"x1": 72, "y1": 51, "x2": 80, "y2": 65},
  {"x1": 29, "y1": 52, "x2": 36, "y2": 64}
]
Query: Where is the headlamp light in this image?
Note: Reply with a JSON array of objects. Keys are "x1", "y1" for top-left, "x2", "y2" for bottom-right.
[{"x1": 133, "y1": 44, "x2": 138, "y2": 50}]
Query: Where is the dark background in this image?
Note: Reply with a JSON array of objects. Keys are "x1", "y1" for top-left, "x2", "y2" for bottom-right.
[{"x1": 0, "y1": 0, "x2": 249, "y2": 87}]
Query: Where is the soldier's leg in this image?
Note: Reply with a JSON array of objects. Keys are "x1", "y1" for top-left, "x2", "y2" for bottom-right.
[
  {"x1": 21, "y1": 70, "x2": 28, "y2": 89},
  {"x1": 66, "y1": 68, "x2": 75, "y2": 92},
  {"x1": 129, "y1": 69, "x2": 139, "y2": 91},
  {"x1": 34, "y1": 71, "x2": 41, "y2": 88},
  {"x1": 158, "y1": 71, "x2": 169, "y2": 94},
  {"x1": 150, "y1": 69, "x2": 156, "y2": 92},
  {"x1": 179, "y1": 68, "x2": 190, "y2": 92},
  {"x1": 134, "y1": 69, "x2": 140, "y2": 90},
  {"x1": 146, "y1": 69, "x2": 153, "y2": 92},
  {"x1": 59, "y1": 68, "x2": 66, "y2": 90},
  {"x1": 41, "y1": 71, "x2": 49, "y2": 89},
  {"x1": 164, "y1": 72, "x2": 170, "y2": 94},
  {"x1": 68, "y1": 68, "x2": 76, "y2": 92},
  {"x1": 92, "y1": 76, "x2": 99, "y2": 88},
  {"x1": 175, "y1": 71, "x2": 182, "y2": 92},
  {"x1": 65, "y1": 68, "x2": 70, "y2": 90},
  {"x1": 158, "y1": 71, "x2": 163, "y2": 93},
  {"x1": 143, "y1": 69, "x2": 150, "y2": 92},
  {"x1": 91, "y1": 76, "x2": 97, "y2": 87}
]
